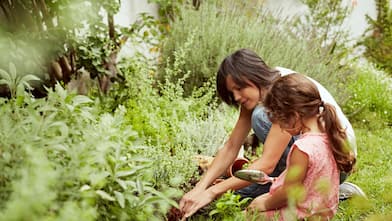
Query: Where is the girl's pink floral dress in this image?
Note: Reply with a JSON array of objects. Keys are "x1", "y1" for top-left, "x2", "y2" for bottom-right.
[{"x1": 266, "y1": 132, "x2": 339, "y2": 220}]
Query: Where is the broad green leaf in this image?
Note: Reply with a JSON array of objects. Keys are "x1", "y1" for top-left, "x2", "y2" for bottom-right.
[
  {"x1": 80, "y1": 185, "x2": 91, "y2": 191},
  {"x1": 8, "y1": 62, "x2": 17, "y2": 82},
  {"x1": 144, "y1": 186, "x2": 178, "y2": 208},
  {"x1": 114, "y1": 191, "x2": 125, "y2": 208},
  {"x1": 115, "y1": 166, "x2": 146, "y2": 178},
  {"x1": 116, "y1": 178, "x2": 127, "y2": 190},
  {"x1": 47, "y1": 121, "x2": 69, "y2": 138},
  {"x1": 55, "y1": 83, "x2": 68, "y2": 100},
  {"x1": 96, "y1": 190, "x2": 115, "y2": 201},
  {"x1": 20, "y1": 74, "x2": 40, "y2": 83},
  {"x1": 136, "y1": 179, "x2": 144, "y2": 195},
  {"x1": 72, "y1": 95, "x2": 93, "y2": 106},
  {"x1": 0, "y1": 69, "x2": 11, "y2": 82},
  {"x1": 0, "y1": 79, "x2": 9, "y2": 86},
  {"x1": 89, "y1": 172, "x2": 110, "y2": 187}
]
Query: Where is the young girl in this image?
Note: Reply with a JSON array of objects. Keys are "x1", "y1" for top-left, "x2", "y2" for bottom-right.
[{"x1": 248, "y1": 73, "x2": 356, "y2": 220}]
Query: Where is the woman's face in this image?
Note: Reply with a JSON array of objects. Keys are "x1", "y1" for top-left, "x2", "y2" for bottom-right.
[{"x1": 226, "y1": 75, "x2": 261, "y2": 110}]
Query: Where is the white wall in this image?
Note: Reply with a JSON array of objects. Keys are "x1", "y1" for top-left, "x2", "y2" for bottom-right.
[
  {"x1": 262, "y1": 0, "x2": 386, "y2": 42},
  {"x1": 115, "y1": 0, "x2": 159, "y2": 60},
  {"x1": 346, "y1": 0, "x2": 378, "y2": 39},
  {"x1": 115, "y1": 0, "x2": 158, "y2": 27}
]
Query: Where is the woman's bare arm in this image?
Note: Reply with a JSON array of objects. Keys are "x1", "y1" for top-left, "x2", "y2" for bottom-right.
[
  {"x1": 208, "y1": 123, "x2": 293, "y2": 196},
  {"x1": 195, "y1": 106, "x2": 253, "y2": 189},
  {"x1": 179, "y1": 107, "x2": 252, "y2": 217},
  {"x1": 249, "y1": 123, "x2": 292, "y2": 174}
]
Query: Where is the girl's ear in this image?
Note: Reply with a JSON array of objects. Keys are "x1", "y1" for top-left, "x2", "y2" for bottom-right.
[{"x1": 293, "y1": 111, "x2": 303, "y2": 130}]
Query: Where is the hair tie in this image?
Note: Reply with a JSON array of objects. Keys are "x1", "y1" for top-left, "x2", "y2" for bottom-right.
[{"x1": 319, "y1": 101, "x2": 325, "y2": 114}]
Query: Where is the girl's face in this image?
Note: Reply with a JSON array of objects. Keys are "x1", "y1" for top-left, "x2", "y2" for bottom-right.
[{"x1": 226, "y1": 75, "x2": 262, "y2": 110}]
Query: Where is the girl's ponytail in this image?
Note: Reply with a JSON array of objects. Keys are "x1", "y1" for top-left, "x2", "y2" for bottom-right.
[{"x1": 319, "y1": 103, "x2": 356, "y2": 173}]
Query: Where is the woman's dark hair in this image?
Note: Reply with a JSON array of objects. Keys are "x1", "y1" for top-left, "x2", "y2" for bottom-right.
[
  {"x1": 264, "y1": 73, "x2": 355, "y2": 173},
  {"x1": 216, "y1": 48, "x2": 280, "y2": 107}
]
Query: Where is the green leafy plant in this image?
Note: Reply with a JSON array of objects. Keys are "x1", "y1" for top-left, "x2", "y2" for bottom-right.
[
  {"x1": 0, "y1": 1, "x2": 165, "y2": 96},
  {"x1": 361, "y1": 0, "x2": 392, "y2": 76},
  {"x1": 297, "y1": 0, "x2": 355, "y2": 52},
  {"x1": 0, "y1": 85, "x2": 181, "y2": 220},
  {"x1": 148, "y1": 0, "x2": 201, "y2": 23},
  {"x1": 0, "y1": 62, "x2": 40, "y2": 98},
  {"x1": 208, "y1": 191, "x2": 250, "y2": 220},
  {"x1": 0, "y1": 0, "x2": 108, "y2": 89},
  {"x1": 343, "y1": 62, "x2": 392, "y2": 129},
  {"x1": 117, "y1": 42, "x2": 221, "y2": 190}
]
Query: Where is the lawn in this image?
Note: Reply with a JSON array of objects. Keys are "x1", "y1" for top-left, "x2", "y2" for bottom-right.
[{"x1": 334, "y1": 127, "x2": 392, "y2": 220}]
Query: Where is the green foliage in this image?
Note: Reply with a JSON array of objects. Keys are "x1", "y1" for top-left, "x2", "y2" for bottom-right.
[
  {"x1": 0, "y1": 85, "x2": 180, "y2": 220},
  {"x1": 0, "y1": 0, "x2": 164, "y2": 95},
  {"x1": 92, "y1": 38, "x2": 232, "y2": 193},
  {"x1": 297, "y1": 0, "x2": 354, "y2": 49},
  {"x1": 75, "y1": 12, "x2": 164, "y2": 80},
  {"x1": 343, "y1": 62, "x2": 392, "y2": 129},
  {"x1": 123, "y1": 39, "x2": 217, "y2": 143},
  {"x1": 361, "y1": 0, "x2": 392, "y2": 76},
  {"x1": 148, "y1": 0, "x2": 199, "y2": 23},
  {"x1": 0, "y1": 62, "x2": 40, "y2": 98},
  {"x1": 1, "y1": 1, "x2": 391, "y2": 221},
  {"x1": 208, "y1": 191, "x2": 250, "y2": 220},
  {"x1": 0, "y1": 0, "x2": 107, "y2": 77},
  {"x1": 116, "y1": 44, "x2": 227, "y2": 190},
  {"x1": 158, "y1": 0, "x2": 353, "y2": 102},
  {"x1": 334, "y1": 127, "x2": 392, "y2": 220}
]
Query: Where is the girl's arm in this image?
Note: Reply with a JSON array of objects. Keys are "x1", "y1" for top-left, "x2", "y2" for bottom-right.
[{"x1": 249, "y1": 147, "x2": 309, "y2": 211}]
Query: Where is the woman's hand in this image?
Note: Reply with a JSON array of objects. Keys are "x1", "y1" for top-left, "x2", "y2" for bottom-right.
[{"x1": 179, "y1": 187, "x2": 217, "y2": 218}]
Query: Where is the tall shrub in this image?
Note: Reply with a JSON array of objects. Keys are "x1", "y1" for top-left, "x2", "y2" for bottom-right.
[{"x1": 361, "y1": 0, "x2": 392, "y2": 76}]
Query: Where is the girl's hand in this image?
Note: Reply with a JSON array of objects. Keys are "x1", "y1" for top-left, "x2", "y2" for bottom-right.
[{"x1": 248, "y1": 193, "x2": 269, "y2": 212}]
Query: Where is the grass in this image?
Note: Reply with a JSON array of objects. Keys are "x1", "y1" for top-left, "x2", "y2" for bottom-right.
[
  {"x1": 334, "y1": 64, "x2": 392, "y2": 220},
  {"x1": 334, "y1": 126, "x2": 392, "y2": 220}
]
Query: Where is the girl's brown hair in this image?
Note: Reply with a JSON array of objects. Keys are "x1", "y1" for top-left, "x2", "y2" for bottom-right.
[{"x1": 264, "y1": 73, "x2": 355, "y2": 173}]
